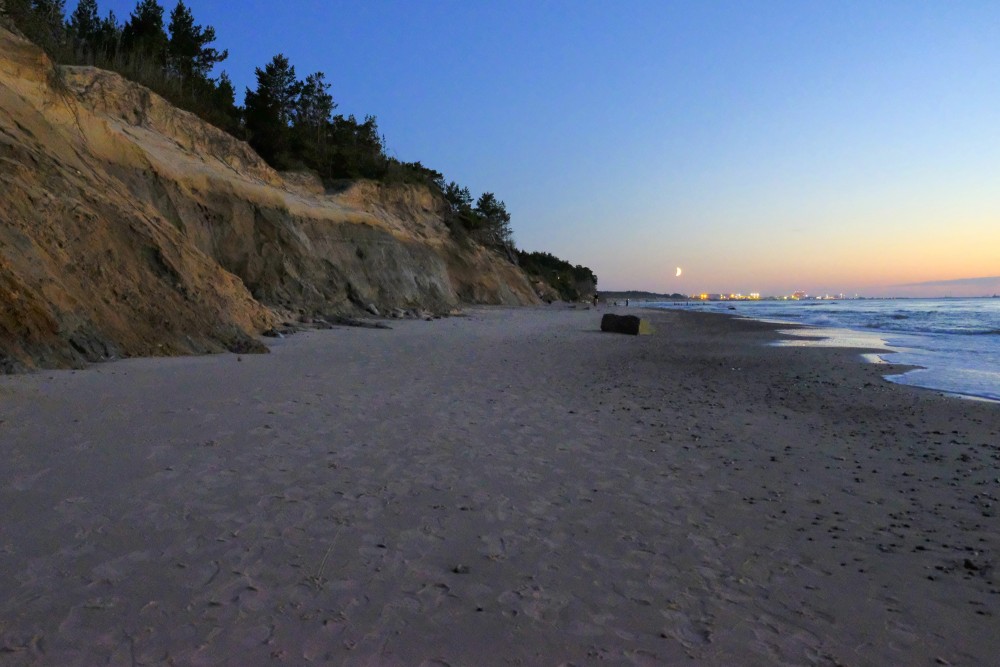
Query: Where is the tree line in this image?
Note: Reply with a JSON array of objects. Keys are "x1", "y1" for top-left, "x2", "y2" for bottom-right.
[
  {"x1": 3, "y1": 0, "x2": 595, "y2": 289},
  {"x1": 516, "y1": 251, "x2": 597, "y2": 302}
]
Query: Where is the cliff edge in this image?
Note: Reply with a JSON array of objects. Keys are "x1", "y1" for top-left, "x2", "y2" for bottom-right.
[{"x1": 0, "y1": 28, "x2": 538, "y2": 371}]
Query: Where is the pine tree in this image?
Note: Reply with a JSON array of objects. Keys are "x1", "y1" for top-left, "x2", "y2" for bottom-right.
[
  {"x1": 1, "y1": 1, "x2": 34, "y2": 34},
  {"x1": 167, "y1": 0, "x2": 226, "y2": 82},
  {"x1": 96, "y1": 9, "x2": 121, "y2": 60},
  {"x1": 32, "y1": 0, "x2": 65, "y2": 51},
  {"x1": 475, "y1": 192, "x2": 514, "y2": 247},
  {"x1": 67, "y1": 0, "x2": 99, "y2": 58},
  {"x1": 244, "y1": 54, "x2": 301, "y2": 167},
  {"x1": 293, "y1": 71, "x2": 336, "y2": 167},
  {"x1": 295, "y1": 72, "x2": 335, "y2": 133},
  {"x1": 444, "y1": 181, "x2": 474, "y2": 213},
  {"x1": 122, "y1": 0, "x2": 167, "y2": 68},
  {"x1": 326, "y1": 114, "x2": 387, "y2": 179},
  {"x1": 208, "y1": 71, "x2": 240, "y2": 134},
  {"x1": 4, "y1": 0, "x2": 66, "y2": 55}
]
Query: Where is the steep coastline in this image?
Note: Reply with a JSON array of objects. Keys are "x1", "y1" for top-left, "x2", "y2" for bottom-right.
[{"x1": 0, "y1": 28, "x2": 538, "y2": 371}]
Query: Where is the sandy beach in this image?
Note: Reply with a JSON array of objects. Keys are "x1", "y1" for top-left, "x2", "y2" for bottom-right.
[{"x1": 0, "y1": 306, "x2": 997, "y2": 666}]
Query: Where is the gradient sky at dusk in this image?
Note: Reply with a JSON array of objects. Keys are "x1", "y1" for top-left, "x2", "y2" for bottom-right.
[{"x1": 90, "y1": 0, "x2": 1000, "y2": 296}]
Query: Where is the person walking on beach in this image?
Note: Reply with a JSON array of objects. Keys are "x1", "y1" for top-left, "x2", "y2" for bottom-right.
[
  {"x1": 592, "y1": 294, "x2": 599, "y2": 307},
  {"x1": 625, "y1": 298, "x2": 630, "y2": 307}
]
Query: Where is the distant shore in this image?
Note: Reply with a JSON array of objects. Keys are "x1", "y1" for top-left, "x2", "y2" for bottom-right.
[{"x1": 1, "y1": 306, "x2": 997, "y2": 665}]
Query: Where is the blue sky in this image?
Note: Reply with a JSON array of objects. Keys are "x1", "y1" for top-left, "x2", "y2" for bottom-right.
[{"x1": 88, "y1": 1, "x2": 1000, "y2": 296}]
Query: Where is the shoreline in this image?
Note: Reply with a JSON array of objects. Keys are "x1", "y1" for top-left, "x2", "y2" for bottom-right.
[
  {"x1": 1, "y1": 305, "x2": 998, "y2": 665},
  {"x1": 642, "y1": 301, "x2": 1000, "y2": 404}
]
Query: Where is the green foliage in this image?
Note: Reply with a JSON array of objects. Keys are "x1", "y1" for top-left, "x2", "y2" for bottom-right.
[
  {"x1": 3, "y1": 0, "x2": 491, "y2": 202},
  {"x1": 293, "y1": 70, "x2": 336, "y2": 167},
  {"x1": 517, "y1": 250, "x2": 598, "y2": 302},
  {"x1": 243, "y1": 53, "x2": 300, "y2": 166},
  {"x1": 205, "y1": 70, "x2": 239, "y2": 133},
  {"x1": 121, "y1": 0, "x2": 167, "y2": 67},
  {"x1": 474, "y1": 192, "x2": 513, "y2": 248},
  {"x1": 240, "y1": 59, "x2": 418, "y2": 182},
  {"x1": 324, "y1": 113, "x2": 386, "y2": 178},
  {"x1": 290, "y1": 71, "x2": 337, "y2": 171},
  {"x1": 439, "y1": 182, "x2": 514, "y2": 250},
  {"x1": 167, "y1": 0, "x2": 227, "y2": 82},
  {"x1": 67, "y1": 0, "x2": 99, "y2": 55},
  {"x1": 441, "y1": 181, "x2": 475, "y2": 234},
  {"x1": 444, "y1": 181, "x2": 473, "y2": 211},
  {"x1": 95, "y1": 10, "x2": 122, "y2": 60},
  {"x1": 1, "y1": 0, "x2": 232, "y2": 136},
  {"x1": 4, "y1": 0, "x2": 67, "y2": 56},
  {"x1": 383, "y1": 160, "x2": 443, "y2": 187},
  {"x1": 294, "y1": 71, "x2": 335, "y2": 130},
  {"x1": 64, "y1": 0, "x2": 120, "y2": 64},
  {"x1": 35, "y1": 0, "x2": 66, "y2": 53},
  {"x1": 1, "y1": 0, "x2": 590, "y2": 284}
]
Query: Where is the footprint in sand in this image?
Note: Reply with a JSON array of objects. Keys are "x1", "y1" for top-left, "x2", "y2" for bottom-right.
[
  {"x1": 497, "y1": 585, "x2": 568, "y2": 623},
  {"x1": 660, "y1": 609, "x2": 713, "y2": 649}
]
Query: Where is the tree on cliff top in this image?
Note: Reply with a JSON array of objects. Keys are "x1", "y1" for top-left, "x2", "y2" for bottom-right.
[
  {"x1": 441, "y1": 184, "x2": 515, "y2": 250},
  {"x1": 3, "y1": 0, "x2": 66, "y2": 55},
  {"x1": 121, "y1": 0, "x2": 167, "y2": 67},
  {"x1": 167, "y1": 0, "x2": 226, "y2": 83},
  {"x1": 206, "y1": 70, "x2": 239, "y2": 133},
  {"x1": 244, "y1": 54, "x2": 300, "y2": 167},
  {"x1": 326, "y1": 113, "x2": 387, "y2": 179},
  {"x1": 474, "y1": 192, "x2": 514, "y2": 248},
  {"x1": 242, "y1": 53, "x2": 391, "y2": 179},
  {"x1": 293, "y1": 71, "x2": 336, "y2": 166},
  {"x1": 67, "y1": 0, "x2": 99, "y2": 55},
  {"x1": 517, "y1": 250, "x2": 598, "y2": 302},
  {"x1": 444, "y1": 182, "x2": 474, "y2": 213},
  {"x1": 0, "y1": 0, "x2": 552, "y2": 273}
]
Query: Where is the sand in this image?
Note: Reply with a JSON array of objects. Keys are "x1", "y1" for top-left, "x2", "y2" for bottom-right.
[{"x1": 0, "y1": 306, "x2": 997, "y2": 666}]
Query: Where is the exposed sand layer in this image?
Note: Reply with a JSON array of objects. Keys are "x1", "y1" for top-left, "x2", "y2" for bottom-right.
[
  {"x1": 0, "y1": 27, "x2": 537, "y2": 372},
  {"x1": 1, "y1": 307, "x2": 997, "y2": 665}
]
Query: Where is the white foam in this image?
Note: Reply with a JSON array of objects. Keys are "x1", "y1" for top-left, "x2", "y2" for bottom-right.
[{"x1": 772, "y1": 327, "x2": 893, "y2": 352}]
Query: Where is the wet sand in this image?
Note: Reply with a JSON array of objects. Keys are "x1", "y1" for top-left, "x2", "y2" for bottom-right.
[{"x1": 1, "y1": 306, "x2": 997, "y2": 666}]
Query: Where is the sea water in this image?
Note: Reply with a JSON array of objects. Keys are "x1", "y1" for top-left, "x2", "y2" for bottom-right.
[{"x1": 646, "y1": 298, "x2": 1000, "y2": 402}]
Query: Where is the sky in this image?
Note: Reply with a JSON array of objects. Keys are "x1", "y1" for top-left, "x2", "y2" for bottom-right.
[{"x1": 87, "y1": 0, "x2": 1000, "y2": 297}]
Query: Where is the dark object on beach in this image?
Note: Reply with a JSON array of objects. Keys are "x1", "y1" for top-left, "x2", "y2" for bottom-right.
[{"x1": 601, "y1": 313, "x2": 641, "y2": 335}]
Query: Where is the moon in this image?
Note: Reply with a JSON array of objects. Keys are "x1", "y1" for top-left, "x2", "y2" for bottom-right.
[{"x1": 675, "y1": 267, "x2": 682, "y2": 277}]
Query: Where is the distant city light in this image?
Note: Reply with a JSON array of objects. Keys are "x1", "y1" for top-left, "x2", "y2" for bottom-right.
[{"x1": 685, "y1": 290, "x2": 850, "y2": 302}]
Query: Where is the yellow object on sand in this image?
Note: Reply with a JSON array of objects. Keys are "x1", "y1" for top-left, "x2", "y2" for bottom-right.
[{"x1": 639, "y1": 319, "x2": 654, "y2": 335}]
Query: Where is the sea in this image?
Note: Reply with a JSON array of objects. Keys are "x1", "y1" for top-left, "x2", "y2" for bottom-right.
[{"x1": 645, "y1": 297, "x2": 1000, "y2": 403}]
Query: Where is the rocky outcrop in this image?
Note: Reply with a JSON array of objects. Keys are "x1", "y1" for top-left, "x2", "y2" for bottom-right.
[{"x1": 0, "y1": 28, "x2": 538, "y2": 371}]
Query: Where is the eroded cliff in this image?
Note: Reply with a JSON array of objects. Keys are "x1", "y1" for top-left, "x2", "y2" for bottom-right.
[{"x1": 0, "y1": 28, "x2": 538, "y2": 371}]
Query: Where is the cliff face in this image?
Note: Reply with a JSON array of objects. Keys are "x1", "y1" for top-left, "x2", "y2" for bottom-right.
[{"x1": 0, "y1": 28, "x2": 538, "y2": 371}]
